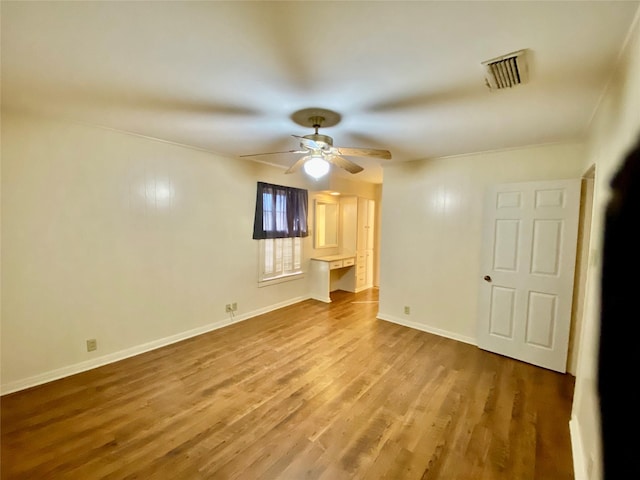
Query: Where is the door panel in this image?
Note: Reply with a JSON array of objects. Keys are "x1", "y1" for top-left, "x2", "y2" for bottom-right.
[
  {"x1": 489, "y1": 286, "x2": 516, "y2": 338},
  {"x1": 525, "y1": 291, "x2": 556, "y2": 348},
  {"x1": 477, "y1": 179, "x2": 580, "y2": 372},
  {"x1": 493, "y1": 220, "x2": 520, "y2": 271},
  {"x1": 530, "y1": 220, "x2": 562, "y2": 275}
]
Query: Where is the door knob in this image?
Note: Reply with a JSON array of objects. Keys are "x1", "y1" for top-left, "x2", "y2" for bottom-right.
[{"x1": 483, "y1": 275, "x2": 492, "y2": 282}]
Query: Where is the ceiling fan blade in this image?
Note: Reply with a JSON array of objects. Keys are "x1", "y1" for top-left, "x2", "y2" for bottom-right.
[
  {"x1": 328, "y1": 155, "x2": 364, "y2": 174},
  {"x1": 335, "y1": 147, "x2": 392, "y2": 160},
  {"x1": 284, "y1": 156, "x2": 310, "y2": 174},
  {"x1": 239, "y1": 149, "x2": 306, "y2": 158}
]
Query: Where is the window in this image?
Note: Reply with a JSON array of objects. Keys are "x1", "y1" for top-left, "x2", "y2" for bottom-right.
[
  {"x1": 260, "y1": 237, "x2": 303, "y2": 281},
  {"x1": 253, "y1": 182, "x2": 308, "y2": 282}
]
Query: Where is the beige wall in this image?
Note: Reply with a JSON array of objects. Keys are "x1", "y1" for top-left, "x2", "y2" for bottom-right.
[
  {"x1": 378, "y1": 143, "x2": 586, "y2": 343},
  {"x1": 571, "y1": 13, "x2": 640, "y2": 480},
  {"x1": 0, "y1": 112, "x2": 328, "y2": 392}
]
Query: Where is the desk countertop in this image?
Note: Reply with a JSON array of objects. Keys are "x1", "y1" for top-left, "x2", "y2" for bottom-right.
[{"x1": 311, "y1": 253, "x2": 355, "y2": 262}]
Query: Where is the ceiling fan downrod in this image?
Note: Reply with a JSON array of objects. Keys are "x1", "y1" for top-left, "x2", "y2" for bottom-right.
[
  {"x1": 309, "y1": 115, "x2": 324, "y2": 134},
  {"x1": 304, "y1": 115, "x2": 333, "y2": 147}
]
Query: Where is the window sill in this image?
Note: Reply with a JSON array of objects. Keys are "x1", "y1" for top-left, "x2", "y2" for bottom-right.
[{"x1": 258, "y1": 272, "x2": 305, "y2": 288}]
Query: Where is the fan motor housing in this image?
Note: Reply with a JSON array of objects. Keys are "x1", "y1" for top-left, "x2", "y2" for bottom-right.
[{"x1": 303, "y1": 134, "x2": 333, "y2": 147}]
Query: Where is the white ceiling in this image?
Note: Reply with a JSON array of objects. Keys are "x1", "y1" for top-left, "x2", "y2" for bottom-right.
[{"x1": 2, "y1": 1, "x2": 639, "y2": 183}]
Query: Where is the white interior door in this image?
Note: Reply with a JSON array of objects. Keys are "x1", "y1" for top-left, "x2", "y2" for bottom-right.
[{"x1": 477, "y1": 179, "x2": 581, "y2": 372}]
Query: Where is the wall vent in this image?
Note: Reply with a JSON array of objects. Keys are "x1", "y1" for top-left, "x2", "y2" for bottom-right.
[{"x1": 482, "y1": 49, "x2": 529, "y2": 90}]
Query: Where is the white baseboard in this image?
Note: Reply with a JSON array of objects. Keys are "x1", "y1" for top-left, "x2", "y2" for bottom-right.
[
  {"x1": 376, "y1": 312, "x2": 476, "y2": 346},
  {"x1": 570, "y1": 416, "x2": 589, "y2": 480},
  {"x1": 354, "y1": 284, "x2": 373, "y2": 293},
  {"x1": 310, "y1": 294, "x2": 332, "y2": 303},
  {"x1": 1, "y1": 295, "x2": 309, "y2": 396}
]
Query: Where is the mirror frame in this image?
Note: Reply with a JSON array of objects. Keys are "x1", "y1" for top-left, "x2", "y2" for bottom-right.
[{"x1": 314, "y1": 199, "x2": 339, "y2": 249}]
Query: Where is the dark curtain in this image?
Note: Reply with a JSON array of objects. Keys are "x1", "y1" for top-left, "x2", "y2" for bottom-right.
[
  {"x1": 252, "y1": 182, "x2": 308, "y2": 239},
  {"x1": 599, "y1": 135, "x2": 640, "y2": 480}
]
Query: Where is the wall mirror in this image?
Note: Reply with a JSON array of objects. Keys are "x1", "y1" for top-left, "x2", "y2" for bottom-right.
[{"x1": 315, "y1": 200, "x2": 339, "y2": 248}]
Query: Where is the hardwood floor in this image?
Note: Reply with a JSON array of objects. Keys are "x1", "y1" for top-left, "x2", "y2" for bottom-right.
[{"x1": 1, "y1": 289, "x2": 575, "y2": 479}]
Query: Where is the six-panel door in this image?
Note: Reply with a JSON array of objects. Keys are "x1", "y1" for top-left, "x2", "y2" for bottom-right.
[{"x1": 476, "y1": 179, "x2": 581, "y2": 372}]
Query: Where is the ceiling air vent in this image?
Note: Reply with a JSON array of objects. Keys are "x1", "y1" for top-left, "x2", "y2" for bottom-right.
[{"x1": 482, "y1": 49, "x2": 528, "y2": 90}]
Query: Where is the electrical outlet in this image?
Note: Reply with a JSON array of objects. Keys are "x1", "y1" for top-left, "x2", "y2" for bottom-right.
[
  {"x1": 232, "y1": 302, "x2": 237, "y2": 311},
  {"x1": 225, "y1": 304, "x2": 232, "y2": 313},
  {"x1": 404, "y1": 306, "x2": 411, "y2": 315},
  {"x1": 86, "y1": 339, "x2": 97, "y2": 352}
]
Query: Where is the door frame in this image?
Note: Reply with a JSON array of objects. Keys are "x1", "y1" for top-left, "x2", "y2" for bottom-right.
[{"x1": 567, "y1": 165, "x2": 596, "y2": 375}]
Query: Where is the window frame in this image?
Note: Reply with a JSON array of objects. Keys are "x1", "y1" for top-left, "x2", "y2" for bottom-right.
[
  {"x1": 253, "y1": 182, "x2": 308, "y2": 285},
  {"x1": 257, "y1": 237, "x2": 304, "y2": 285}
]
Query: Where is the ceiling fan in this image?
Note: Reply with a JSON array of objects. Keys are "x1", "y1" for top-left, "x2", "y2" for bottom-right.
[{"x1": 239, "y1": 108, "x2": 392, "y2": 178}]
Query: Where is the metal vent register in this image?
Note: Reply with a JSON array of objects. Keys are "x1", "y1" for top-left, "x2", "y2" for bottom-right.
[{"x1": 482, "y1": 50, "x2": 529, "y2": 90}]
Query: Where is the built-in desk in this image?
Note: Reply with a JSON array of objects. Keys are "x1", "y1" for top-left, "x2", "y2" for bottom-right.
[{"x1": 309, "y1": 254, "x2": 356, "y2": 303}]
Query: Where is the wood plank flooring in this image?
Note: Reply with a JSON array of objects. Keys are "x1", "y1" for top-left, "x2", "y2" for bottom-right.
[{"x1": 1, "y1": 289, "x2": 575, "y2": 479}]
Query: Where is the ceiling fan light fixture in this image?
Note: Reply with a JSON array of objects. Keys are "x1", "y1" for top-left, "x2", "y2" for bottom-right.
[
  {"x1": 303, "y1": 155, "x2": 330, "y2": 179},
  {"x1": 241, "y1": 108, "x2": 392, "y2": 177}
]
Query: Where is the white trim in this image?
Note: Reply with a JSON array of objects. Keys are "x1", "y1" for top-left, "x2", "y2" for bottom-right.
[
  {"x1": 570, "y1": 416, "x2": 589, "y2": 480},
  {"x1": 382, "y1": 141, "x2": 585, "y2": 168},
  {"x1": 258, "y1": 272, "x2": 305, "y2": 288},
  {"x1": 1, "y1": 295, "x2": 309, "y2": 396},
  {"x1": 354, "y1": 285, "x2": 372, "y2": 293},
  {"x1": 376, "y1": 312, "x2": 476, "y2": 346},
  {"x1": 310, "y1": 294, "x2": 332, "y2": 303}
]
